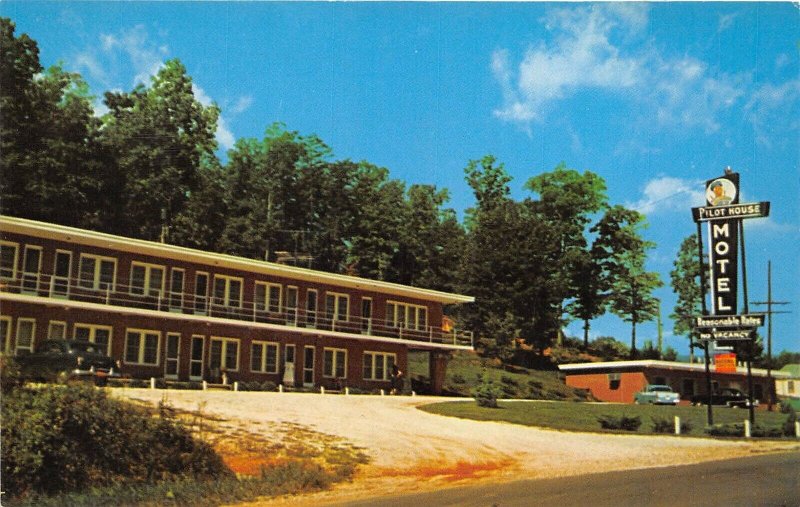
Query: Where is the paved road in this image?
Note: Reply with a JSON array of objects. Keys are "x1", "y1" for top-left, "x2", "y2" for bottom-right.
[{"x1": 335, "y1": 451, "x2": 800, "y2": 507}]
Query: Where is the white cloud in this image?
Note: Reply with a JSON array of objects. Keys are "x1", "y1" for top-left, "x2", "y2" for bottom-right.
[
  {"x1": 193, "y1": 84, "x2": 235, "y2": 151},
  {"x1": 230, "y1": 96, "x2": 254, "y2": 115},
  {"x1": 627, "y1": 176, "x2": 705, "y2": 215},
  {"x1": 493, "y1": 5, "x2": 747, "y2": 133},
  {"x1": 717, "y1": 12, "x2": 739, "y2": 33},
  {"x1": 744, "y1": 80, "x2": 800, "y2": 147}
]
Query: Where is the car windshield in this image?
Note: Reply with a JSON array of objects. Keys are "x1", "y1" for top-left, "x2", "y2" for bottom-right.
[
  {"x1": 651, "y1": 386, "x2": 672, "y2": 392},
  {"x1": 68, "y1": 341, "x2": 99, "y2": 353}
]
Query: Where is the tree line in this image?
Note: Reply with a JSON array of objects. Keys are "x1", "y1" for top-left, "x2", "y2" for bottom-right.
[{"x1": 2, "y1": 18, "x2": 670, "y2": 362}]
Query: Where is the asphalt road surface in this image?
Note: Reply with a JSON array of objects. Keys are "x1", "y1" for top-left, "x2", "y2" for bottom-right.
[{"x1": 335, "y1": 451, "x2": 800, "y2": 507}]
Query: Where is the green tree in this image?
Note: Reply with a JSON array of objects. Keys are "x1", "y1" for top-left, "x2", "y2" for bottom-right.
[
  {"x1": 670, "y1": 234, "x2": 708, "y2": 363},
  {"x1": 525, "y1": 165, "x2": 608, "y2": 344},
  {"x1": 0, "y1": 19, "x2": 103, "y2": 227},
  {"x1": 98, "y1": 59, "x2": 220, "y2": 240},
  {"x1": 594, "y1": 206, "x2": 662, "y2": 357}
]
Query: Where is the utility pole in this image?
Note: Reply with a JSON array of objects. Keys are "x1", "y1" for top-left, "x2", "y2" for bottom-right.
[
  {"x1": 751, "y1": 261, "x2": 791, "y2": 411},
  {"x1": 656, "y1": 299, "x2": 663, "y2": 357}
]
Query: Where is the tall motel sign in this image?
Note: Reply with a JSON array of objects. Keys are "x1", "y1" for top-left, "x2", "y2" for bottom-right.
[{"x1": 691, "y1": 168, "x2": 770, "y2": 425}]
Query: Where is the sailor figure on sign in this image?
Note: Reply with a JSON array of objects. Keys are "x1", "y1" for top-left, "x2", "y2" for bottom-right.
[{"x1": 707, "y1": 179, "x2": 735, "y2": 206}]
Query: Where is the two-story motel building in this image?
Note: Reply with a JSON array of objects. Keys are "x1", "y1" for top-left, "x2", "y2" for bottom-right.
[{"x1": 0, "y1": 216, "x2": 474, "y2": 393}]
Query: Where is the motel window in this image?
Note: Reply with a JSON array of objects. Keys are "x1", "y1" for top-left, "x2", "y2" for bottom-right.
[
  {"x1": 74, "y1": 324, "x2": 113, "y2": 355},
  {"x1": 255, "y1": 282, "x2": 282, "y2": 313},
  {"x1": 386, "y1": 301, "x2": 428, "y2": 331},
  {"x1": 363, "y1": 352, "x2": 396, "y2": 381},
  {"x1": 78, "y1": 254, "x2": 116, "y2": 291},
  {"x1": 210, "y1": 337, "x2": 240, "y2": 372},
  {"x1": 47, "y1": 321, "x2": 67, "y2": 340},
  {"x1": 125, "y1": 329, "x2": 160, "y2": 365},
  {"x1": 788, "y1": 381, "x2": 795, "y2": 394},
  {"x1": 213, "y1": 275, "x2": 243, "y2": 308},
  {"x1": 323, "y1": 348, "x2": 347, "y2": 379},
  {"x1": 608, "y1": 373, "x2": 621, "y2": 390},
  {"x1": 15, "y1": 318, "x2": 36, "y2": 355},
  {"x1": 21, "y1": 245, "x2": 42, "y2": 292},
  {"x1": 251, "y1": 341, "x2": 279, "y2": 374},
  {"x1": 52, "y1": 250, "x2": 72, "y2": 297},
  {"x1": 325, "y1": 293, "x2": 349, "y2": 322},
  {"x1": 1, "y1": 317, "x2": 11, "y2": 354},
  {"x1": 130, "y1": 262, "x2": 165, "y2": 297},
  {"x1": 0, "y1": 241, "x2": 18, "y2": 279}
]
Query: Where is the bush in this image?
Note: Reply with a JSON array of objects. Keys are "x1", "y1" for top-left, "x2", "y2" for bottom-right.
[
  {"x1": 1, "y1": 384, "x2": 230, "y2": 499},
  {"x1": 450, "y1": 374, "x2": 466, "y2": 385},
  {"x1": 704, "y1": 422, "x2": 783, "y2": 438},
  {"x1": 782, "y1": 406, "x2": 797, "y2": 437},
  {"x1": 651, "y1": 416, "x2": 692, "y2": 434},
  {"x1": 472, "y1": 376, "x2": 503, "y2": 408},
  {"x1": 597, "y1": 414, "x2": 641, "y2": 431},
  {"x1": 1, "y1": 355, "x2": 23, "y2": 394}
]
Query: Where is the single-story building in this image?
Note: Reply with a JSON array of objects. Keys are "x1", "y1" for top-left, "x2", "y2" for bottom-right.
[
  {"x1": 775, "y1": 364, "x2": 800, "y2": 399},
  {"x1": 559, "y1": 360, "x2": 790, "y2": 404}
]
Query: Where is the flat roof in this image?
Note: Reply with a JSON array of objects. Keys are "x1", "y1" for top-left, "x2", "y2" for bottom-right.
[
  {"x1": 558, "y1": 360, "x2": 791, "y2": 378},
  {"x1": 1, "y1": 215, "x2": 474, "y2": 305}
]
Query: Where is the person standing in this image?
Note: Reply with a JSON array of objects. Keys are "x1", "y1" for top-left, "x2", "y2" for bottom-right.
[{"x1": 390, "y1": 363, "x2": 403, "y2": 395}]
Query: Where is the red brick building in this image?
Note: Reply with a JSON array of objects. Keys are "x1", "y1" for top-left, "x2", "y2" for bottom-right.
[
  {"x1": 0, "y1": 216, "x2": 474, "y2": 393},
  {"x1": 559, "y1": 360, "x2": 785, "y2": 404}
]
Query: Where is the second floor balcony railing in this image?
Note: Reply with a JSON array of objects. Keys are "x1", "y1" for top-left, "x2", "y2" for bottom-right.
[{"x1": 0, "y1": 272, "x2": 473, "y2": 348}]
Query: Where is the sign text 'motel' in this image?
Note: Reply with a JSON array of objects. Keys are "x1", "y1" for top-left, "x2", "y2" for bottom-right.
[{"x1": 699, "y1": 173, "x2": 740, "y2": 316}]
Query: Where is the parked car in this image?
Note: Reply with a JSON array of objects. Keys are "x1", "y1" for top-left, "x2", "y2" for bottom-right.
[
  {"x1": 690, "y1": 388, "x2": 758, "y2": 408},
  {"x1": 16, "y1": 339, "x2": 122, "y2": 385},
  {"x1": 634, "y1": 384, "x2": 681, "y2": 405}
]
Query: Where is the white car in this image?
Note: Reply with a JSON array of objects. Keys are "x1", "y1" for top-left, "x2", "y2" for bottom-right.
[{"x1": 634, "y1": 384, "x2": 680, "y2": 405}]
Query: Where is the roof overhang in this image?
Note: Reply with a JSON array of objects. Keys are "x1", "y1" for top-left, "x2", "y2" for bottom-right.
[
  {"x1": 558, "y1": 360, "x2": 791, "y2": 379},
  {"x1": 0, "y1": 215, "x2": 474, "y2": 305}
]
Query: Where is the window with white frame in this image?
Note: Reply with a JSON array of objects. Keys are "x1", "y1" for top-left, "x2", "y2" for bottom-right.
[
  {"x1": 15, "y1": 318, "x2": 36, "y2": 355},
  {"x1": 385, "y1": 301, "x2": 428, "y2": 331},
  {"x1": 251, "y1": 341, "x2": 279, "y2": 373},
  {"x1": 323, "y1": 347, "x2": 347, "y2": 378},
  {"x1": 0, "y1": 241, "x2": 18, "y2": 279},
  {"x1": 255, "y1": 282, "x2": 282, "y2": 313},
  {"x1": 78, "y1": 254, "x2": 116, "y2": 290},
  {"x1": 363, "y1": 351, "x2": 396, "y2": 381},
  {"x1": 124, "y1": 329, "x2": 160, "y2": 365},
  {"x1": 1, "y1": 316, "x2": 11, "y2": 354},
  {"x1": 209, "y1": 337, "x2": 240, "y2": 372},
  {"x1": 130, "y1": 262, "x2": 165, "y2": 297},
  {"x1": 212, "y1": 275, "x2": 243, "y2": 308},
  {"x1": 325, "y1": 293, "x2": 349, "y2": 322},
  {"x1": 74, "y1": 324, "x2": 113, "y2": 355},
  {"x1": 47, "y1": 321, "x2": 67, "y2": 340}
]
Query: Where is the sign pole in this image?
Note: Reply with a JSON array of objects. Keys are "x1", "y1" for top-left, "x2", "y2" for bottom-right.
[
  {"x1": 696, "y1": 222, "x2": 714, "y2": 426},
  {"x1": 739, "y1": 220, "x2": 756, "y2": 425}
]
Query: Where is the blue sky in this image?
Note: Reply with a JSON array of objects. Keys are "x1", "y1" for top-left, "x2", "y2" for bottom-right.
[{"x1": 4, "y1": 2, "x2": 799, "y2": 356}]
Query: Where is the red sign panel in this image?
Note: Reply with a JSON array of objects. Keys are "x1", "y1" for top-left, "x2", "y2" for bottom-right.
[{"x1": 715, "y1": 353, "x2": 737, "y2": 373}]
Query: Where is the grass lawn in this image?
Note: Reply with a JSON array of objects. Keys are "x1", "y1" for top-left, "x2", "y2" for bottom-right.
[
  {"x1": 408, "y1": 350, "x2": 590, "y2": 401},
  {"x1": 419, "y1": 400, "x2": 794, "y2": 437}
]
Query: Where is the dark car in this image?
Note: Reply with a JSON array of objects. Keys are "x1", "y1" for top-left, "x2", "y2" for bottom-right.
[
  {"x1": 690, "y1": 388, "x2": 758, "y2": 408},
  {"x1": 16, "y1": 339, "x2": 122, "y2": 385}
]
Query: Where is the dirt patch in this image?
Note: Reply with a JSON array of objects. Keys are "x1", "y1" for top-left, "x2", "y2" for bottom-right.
[{"x1": 113, "y1": 389, "x2": 798, "y2": 505}]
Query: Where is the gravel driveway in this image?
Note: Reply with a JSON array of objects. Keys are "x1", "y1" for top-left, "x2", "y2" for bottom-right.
[{"x1": 114, "y1": 389, "x2": 796, "y2": 505}]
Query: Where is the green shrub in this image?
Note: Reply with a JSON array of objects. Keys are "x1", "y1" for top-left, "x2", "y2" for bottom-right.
[
  {"x1": 782, "y1": 406, "x2": 797, "y2": 437},
  {"x1": 597, "y1": 414, "x2": 641, "y2": 431},
  {"x1": 500, "y1": 375, "x2": 517, "y2": 386},
  {"x1": 451, "y1": 374, "x2": 466, "y2": 384},
  {"x1": 704, "y1": 422, "x2": 783, "y2": 438},
  {"x1": 1, "y1": 355, "x2": 23, "y2": 394},
  {"x1": 472, "y1": 377, "x2": 503, "y2": 408},
  {"x1": 1, "y1": 384, "x2": 230, "y2": 499},
  {"x1": 651, "y1": 416, "x2": 692, "y2": 434}
]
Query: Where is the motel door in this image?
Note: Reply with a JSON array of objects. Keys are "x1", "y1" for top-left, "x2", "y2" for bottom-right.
[
  {"x1": 189, "y1": 335, "x2": 204, "y2": 380},
  {"x1": 283, "y1": 344, "x2": 296, "y2": 387},
  {"x1": 303, "y1": 345, "x2": 315, "y2": 387},
  {"x1": 165, "y1": 333, "x2": 180, "y2": 379}
]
